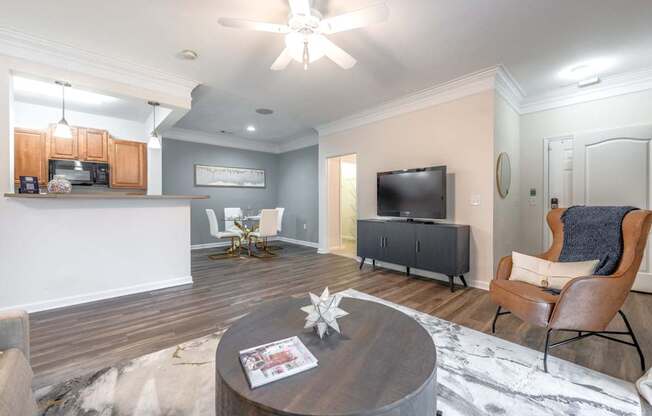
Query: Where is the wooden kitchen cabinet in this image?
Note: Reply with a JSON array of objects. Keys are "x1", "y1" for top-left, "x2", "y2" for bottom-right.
[
  {"x1": 14, "y1": 128, "x2": 48, "y2": 186},
  {"x1": 80, "y1": 128, "x2": 108, "y2": 162},
  {"x1": 108, "y1": 137, "x2": 147, "y2": 189},
  {"x1": 46, "y1": 124, "x2": 79, "y2": 160}
]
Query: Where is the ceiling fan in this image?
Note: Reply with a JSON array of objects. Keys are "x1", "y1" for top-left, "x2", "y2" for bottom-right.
[{"x1": 218, "y1": 0, "x2": 389, "y2": 71}]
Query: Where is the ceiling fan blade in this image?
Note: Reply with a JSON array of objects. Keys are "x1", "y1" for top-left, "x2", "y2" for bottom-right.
[
  {"x1": 218, "y1": 17, "x2": 290, "y2": 34},
  {"x1": 289, "y1": 0, "x2": 312, "y2": 16},
  {"x1": 319, "y1": 36, "x2": 357, "y2": 69},
  {"x1": 271, "y1": 48, "x2": 294, "y2": 71},
  {"x1": 320, "y1": 3, "x2": 389, "y2": 34}
]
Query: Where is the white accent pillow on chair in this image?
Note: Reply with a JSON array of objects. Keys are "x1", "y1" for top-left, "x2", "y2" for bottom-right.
[{"x1": 510, "y1": 252, "x2": 599, "y2": 290}]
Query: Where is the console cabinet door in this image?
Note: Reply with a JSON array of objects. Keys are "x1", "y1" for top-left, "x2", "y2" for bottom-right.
[
  {"x1": 47, "y1": 125, "x2": 79, "y2": 160},
  {"x1": 415, "y1": 225, "x2": 458, "y2": 274},
  {"x1": 382, "y1": 222, "x2": 416, "y2": 266},
  {"x1": 357, "y1": 221, "x2": 383, "y2": 259},
  {"x1": 109, "y1": 138, "x2": 147, "y2": 189},
  {"x1": 80, "y1": 128, "x2": 108, "y2": 162},
  {"x1": 14, "y1": 128, "x2": 47, "y2": 186}
]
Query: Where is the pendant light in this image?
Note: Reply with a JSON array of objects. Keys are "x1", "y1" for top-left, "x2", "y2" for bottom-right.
[
  {"x1": 147, "y1": 101, "x2": 161, "y2": 149},
  {"x1": 54, "y1": 81, "x2": 73, "y2": 139}
]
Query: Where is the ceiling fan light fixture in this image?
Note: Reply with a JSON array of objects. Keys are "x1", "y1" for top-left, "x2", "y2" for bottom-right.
[{"x1": 285, "y1": 32, "x2": 324, "y2": 64}]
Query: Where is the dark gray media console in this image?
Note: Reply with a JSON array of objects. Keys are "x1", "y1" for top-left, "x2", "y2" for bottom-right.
[{"x1": 357, "y1": 219, "x2": 470, "y2": 292}]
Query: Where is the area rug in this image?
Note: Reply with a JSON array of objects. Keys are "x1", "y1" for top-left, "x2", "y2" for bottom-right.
[{"x1": 36, "y1": 289, "x2": 647, "y2": 416}]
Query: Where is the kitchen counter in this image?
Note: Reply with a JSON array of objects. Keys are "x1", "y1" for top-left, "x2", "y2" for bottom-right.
[{"x1": 4, "y1": 193, "x2": 209, "y2": 200}]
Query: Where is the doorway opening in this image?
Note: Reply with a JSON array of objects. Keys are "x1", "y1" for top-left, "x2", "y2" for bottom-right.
[{"x1": 327, "y1": 154, "x2": 357, "y2": 258}]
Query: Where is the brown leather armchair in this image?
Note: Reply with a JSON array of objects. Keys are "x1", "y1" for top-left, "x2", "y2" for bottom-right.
[{"x1": 490, "y1": 208, "x2": 652, "y2": 372}]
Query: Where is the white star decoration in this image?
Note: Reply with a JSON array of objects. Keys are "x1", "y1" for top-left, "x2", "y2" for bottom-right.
[{"x1": 301, "y1": 287, "x2": 349, "y2": 339}]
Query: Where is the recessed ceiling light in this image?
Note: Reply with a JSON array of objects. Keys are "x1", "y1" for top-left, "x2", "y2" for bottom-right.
[
  {"x1": 256, "y1": 108, "x2": 274, "y2": 115},
  {"x1": 246, "y1": 125, "x2": 256, "y2": 132},
  {"x1": 178, "y1": 49, "x2": 199, "y2": 60}
]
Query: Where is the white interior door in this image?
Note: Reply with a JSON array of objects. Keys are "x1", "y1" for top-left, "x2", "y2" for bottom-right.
[
  {"x1": 573, "y1": 125, "x2": 652, "y2": 292},
  {"x1": 543, "y1": 138, "x2": 574, "y2": 249}
]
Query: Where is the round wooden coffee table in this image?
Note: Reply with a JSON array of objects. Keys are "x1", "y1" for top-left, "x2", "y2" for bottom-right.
[{"x1": 215, "y1": 297, "x2": 437, "y2": 416}]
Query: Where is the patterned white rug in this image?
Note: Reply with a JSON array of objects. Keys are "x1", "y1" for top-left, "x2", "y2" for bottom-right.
[{"x1": 36, "y1": 289, "x2": 647, "y2": 416}]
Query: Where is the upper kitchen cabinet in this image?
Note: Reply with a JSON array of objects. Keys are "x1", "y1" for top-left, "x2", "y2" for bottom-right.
[
  {"x1": 14, "y1": 128, "x2": 47, "y2": 185},
  {"x1": 46, "y1": 124, "x2": 79, "y2": 160},
  {"x1": 79, "y1": 128, "x2": 108, "y2": 162},
  {"x1": 109, "y1": 137, "x2": 147, "y2": 189}
]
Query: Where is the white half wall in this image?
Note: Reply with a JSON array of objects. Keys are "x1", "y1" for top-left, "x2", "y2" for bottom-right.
[
  {"x1": 319, "y1": 91, "x2": 496, "y2": 288},
  {"x1": 0, "y1": 198, "x2": 192, "y2": 312}
]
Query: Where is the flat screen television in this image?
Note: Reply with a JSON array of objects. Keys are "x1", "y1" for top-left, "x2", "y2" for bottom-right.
[{"x1": 377, "y1": 166, "x2": 446, "y2": 219}]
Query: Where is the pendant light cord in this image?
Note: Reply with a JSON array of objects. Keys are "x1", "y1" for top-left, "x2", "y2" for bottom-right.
[{"x1": 61, "y1": 83, "x2": 66, "y2": 120}]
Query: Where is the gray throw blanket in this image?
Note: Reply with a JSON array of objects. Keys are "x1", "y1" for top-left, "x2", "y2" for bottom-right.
[{"x1": 559, "y1": 206, "x2": 637, "y2": 275}]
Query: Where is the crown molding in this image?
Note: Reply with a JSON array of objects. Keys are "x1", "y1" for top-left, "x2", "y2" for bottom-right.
[
  {"x1": 163, "y1": 127, "x2": 280, "y2": 153},
  {"x1": 0, "y1": 27, "x2": 199, "y2": 109},
  {"x1": 495, "y1": 65, "x2": 525, "y2": 113},
  {"x1": 316, "y1": 66, "x2": 502, "y2": 137},
  {"x1": 277, "y1": 133, "x2": 319, "y2": 153},
  {"x1": 163, "y1": 127, "x2": 319, "y2": 154},
  {"x1": 520, "y1": 67, "x2": 652, "y2": 114}
]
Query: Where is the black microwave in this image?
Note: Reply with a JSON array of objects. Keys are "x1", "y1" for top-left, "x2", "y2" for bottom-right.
[{"x1": 49, "y1": 160, "x2": 110, "y2": 186}]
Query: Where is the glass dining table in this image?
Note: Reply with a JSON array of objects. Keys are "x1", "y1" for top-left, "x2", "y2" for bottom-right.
[{"x1": 223, "y1": 215, "x2": 261, "y2": 256}]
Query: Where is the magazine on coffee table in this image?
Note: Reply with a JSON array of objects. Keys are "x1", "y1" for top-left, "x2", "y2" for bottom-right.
[{"x1": 239, "y1": 336, "x2": 318, "y2": 389}]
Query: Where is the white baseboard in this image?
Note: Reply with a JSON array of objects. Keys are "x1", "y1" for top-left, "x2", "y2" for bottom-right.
[
  {"x1": 191, "y1": 236, "x2": 318, "y2": 250},
  {"x1": 358, "y1": 258, "x2": 490, "y2": 291},
  {"x1": 191, "y1": 241, "x2": 231, "y2": 250},
  {"x1": 276, "y1": 236, "x2": 319, "y2": 248},
  {"x1": 3, "y1": 276, "x2": 193, "y2": 313}
]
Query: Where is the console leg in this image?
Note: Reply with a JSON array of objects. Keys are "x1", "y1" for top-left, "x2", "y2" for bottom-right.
[
  {"x1": 459, "y1": 275, "x2": 468, "y2": 287},
  {"x1": 448, "y1": 275, "x2": 455, "y2": 292},
  {"x1": 359, "y1": 257, "x2": 366, "y2": 270},
  {"x1": 372, "y1": 259, "x2": 376, "y2": 270},
  {"x1": 406, "y1": 266, "x2": 410, "y2": 276}
]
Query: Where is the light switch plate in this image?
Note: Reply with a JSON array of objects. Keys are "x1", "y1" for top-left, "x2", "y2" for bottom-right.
[
  {"x1": 529, "y1": 196, "x2": 537, "y2": 206},
  {"x1": 470, "y1": 194, "x2": 481, "y2": 206}
]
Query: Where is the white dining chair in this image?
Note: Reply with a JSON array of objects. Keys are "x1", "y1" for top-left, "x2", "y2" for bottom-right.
[
  {"x1": 267, "y1": 207, "x2": 286, "y2": 251},
  {"x1": 224, "y1": 207, "x2": 244, "y2": 236},
  {"x1": 248, "y1": 209, "x2": 278, "y2": 257},
  {"x1": 206, "y1": 209, "x2": 241, "y2": 259}
]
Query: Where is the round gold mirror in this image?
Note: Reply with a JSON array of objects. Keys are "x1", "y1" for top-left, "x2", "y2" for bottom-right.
[{"x1": 496, "y1": 152, "x2": 511, "y2": 198}]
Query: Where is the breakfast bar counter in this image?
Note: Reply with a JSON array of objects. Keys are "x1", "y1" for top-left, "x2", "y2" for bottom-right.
[{"x1": 4, "y1": 193, "x2": 208, "y2": 200}]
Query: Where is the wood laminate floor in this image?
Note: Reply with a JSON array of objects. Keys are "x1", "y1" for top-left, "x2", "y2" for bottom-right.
[{"x1": 30, "y1": 243, "x2": 652, "y2": 388}]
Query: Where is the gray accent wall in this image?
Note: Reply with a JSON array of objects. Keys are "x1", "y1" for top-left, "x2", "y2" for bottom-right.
[
  {"x1": 278, "y1": 146, "x2": 319, "y2": 243},
  {"x1": 162, "y1": 138, "x2": 318, "y2": 246}
]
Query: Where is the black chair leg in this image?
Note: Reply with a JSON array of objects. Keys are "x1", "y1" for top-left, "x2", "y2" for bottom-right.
[
  {"x1": 543, "y1": 328, "x2": 553, "y2": 373},
  {"x1": 448, "y1": 275, "x2": 455, "y2": 292},
  {"x1": 491, "y1": 306, "x2": 502, "y2": 334},
  {"x1": 459, "y1": 275, "x2": 468, "y2": 287},
  {"x1": 619, "y1": 310, "x2": 646, "y2": 371},
  {"x1": 359, "y1": 257, "x2": 366, "y2": 270}
]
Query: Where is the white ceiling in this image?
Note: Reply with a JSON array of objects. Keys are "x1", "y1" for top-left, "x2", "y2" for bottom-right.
[{"x1": 2, "y1": 0, "x2": 652, "y2": 142}]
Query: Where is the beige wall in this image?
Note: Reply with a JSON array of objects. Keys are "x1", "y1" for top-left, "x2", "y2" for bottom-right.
[
  {"x1": 493, "y1": 94, "x2": 521, "y2": 269},
  {"x1": 319, "y1": 91, "x2": 496, "y2": 288},
  {"x1": 520, "y1": 89, "x2": 652, "y2": 254}
]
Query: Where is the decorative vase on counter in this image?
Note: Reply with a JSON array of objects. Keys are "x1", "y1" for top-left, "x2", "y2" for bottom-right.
[{"x1": 47, "y1": 175, "x2": 72, "y2": 194}]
